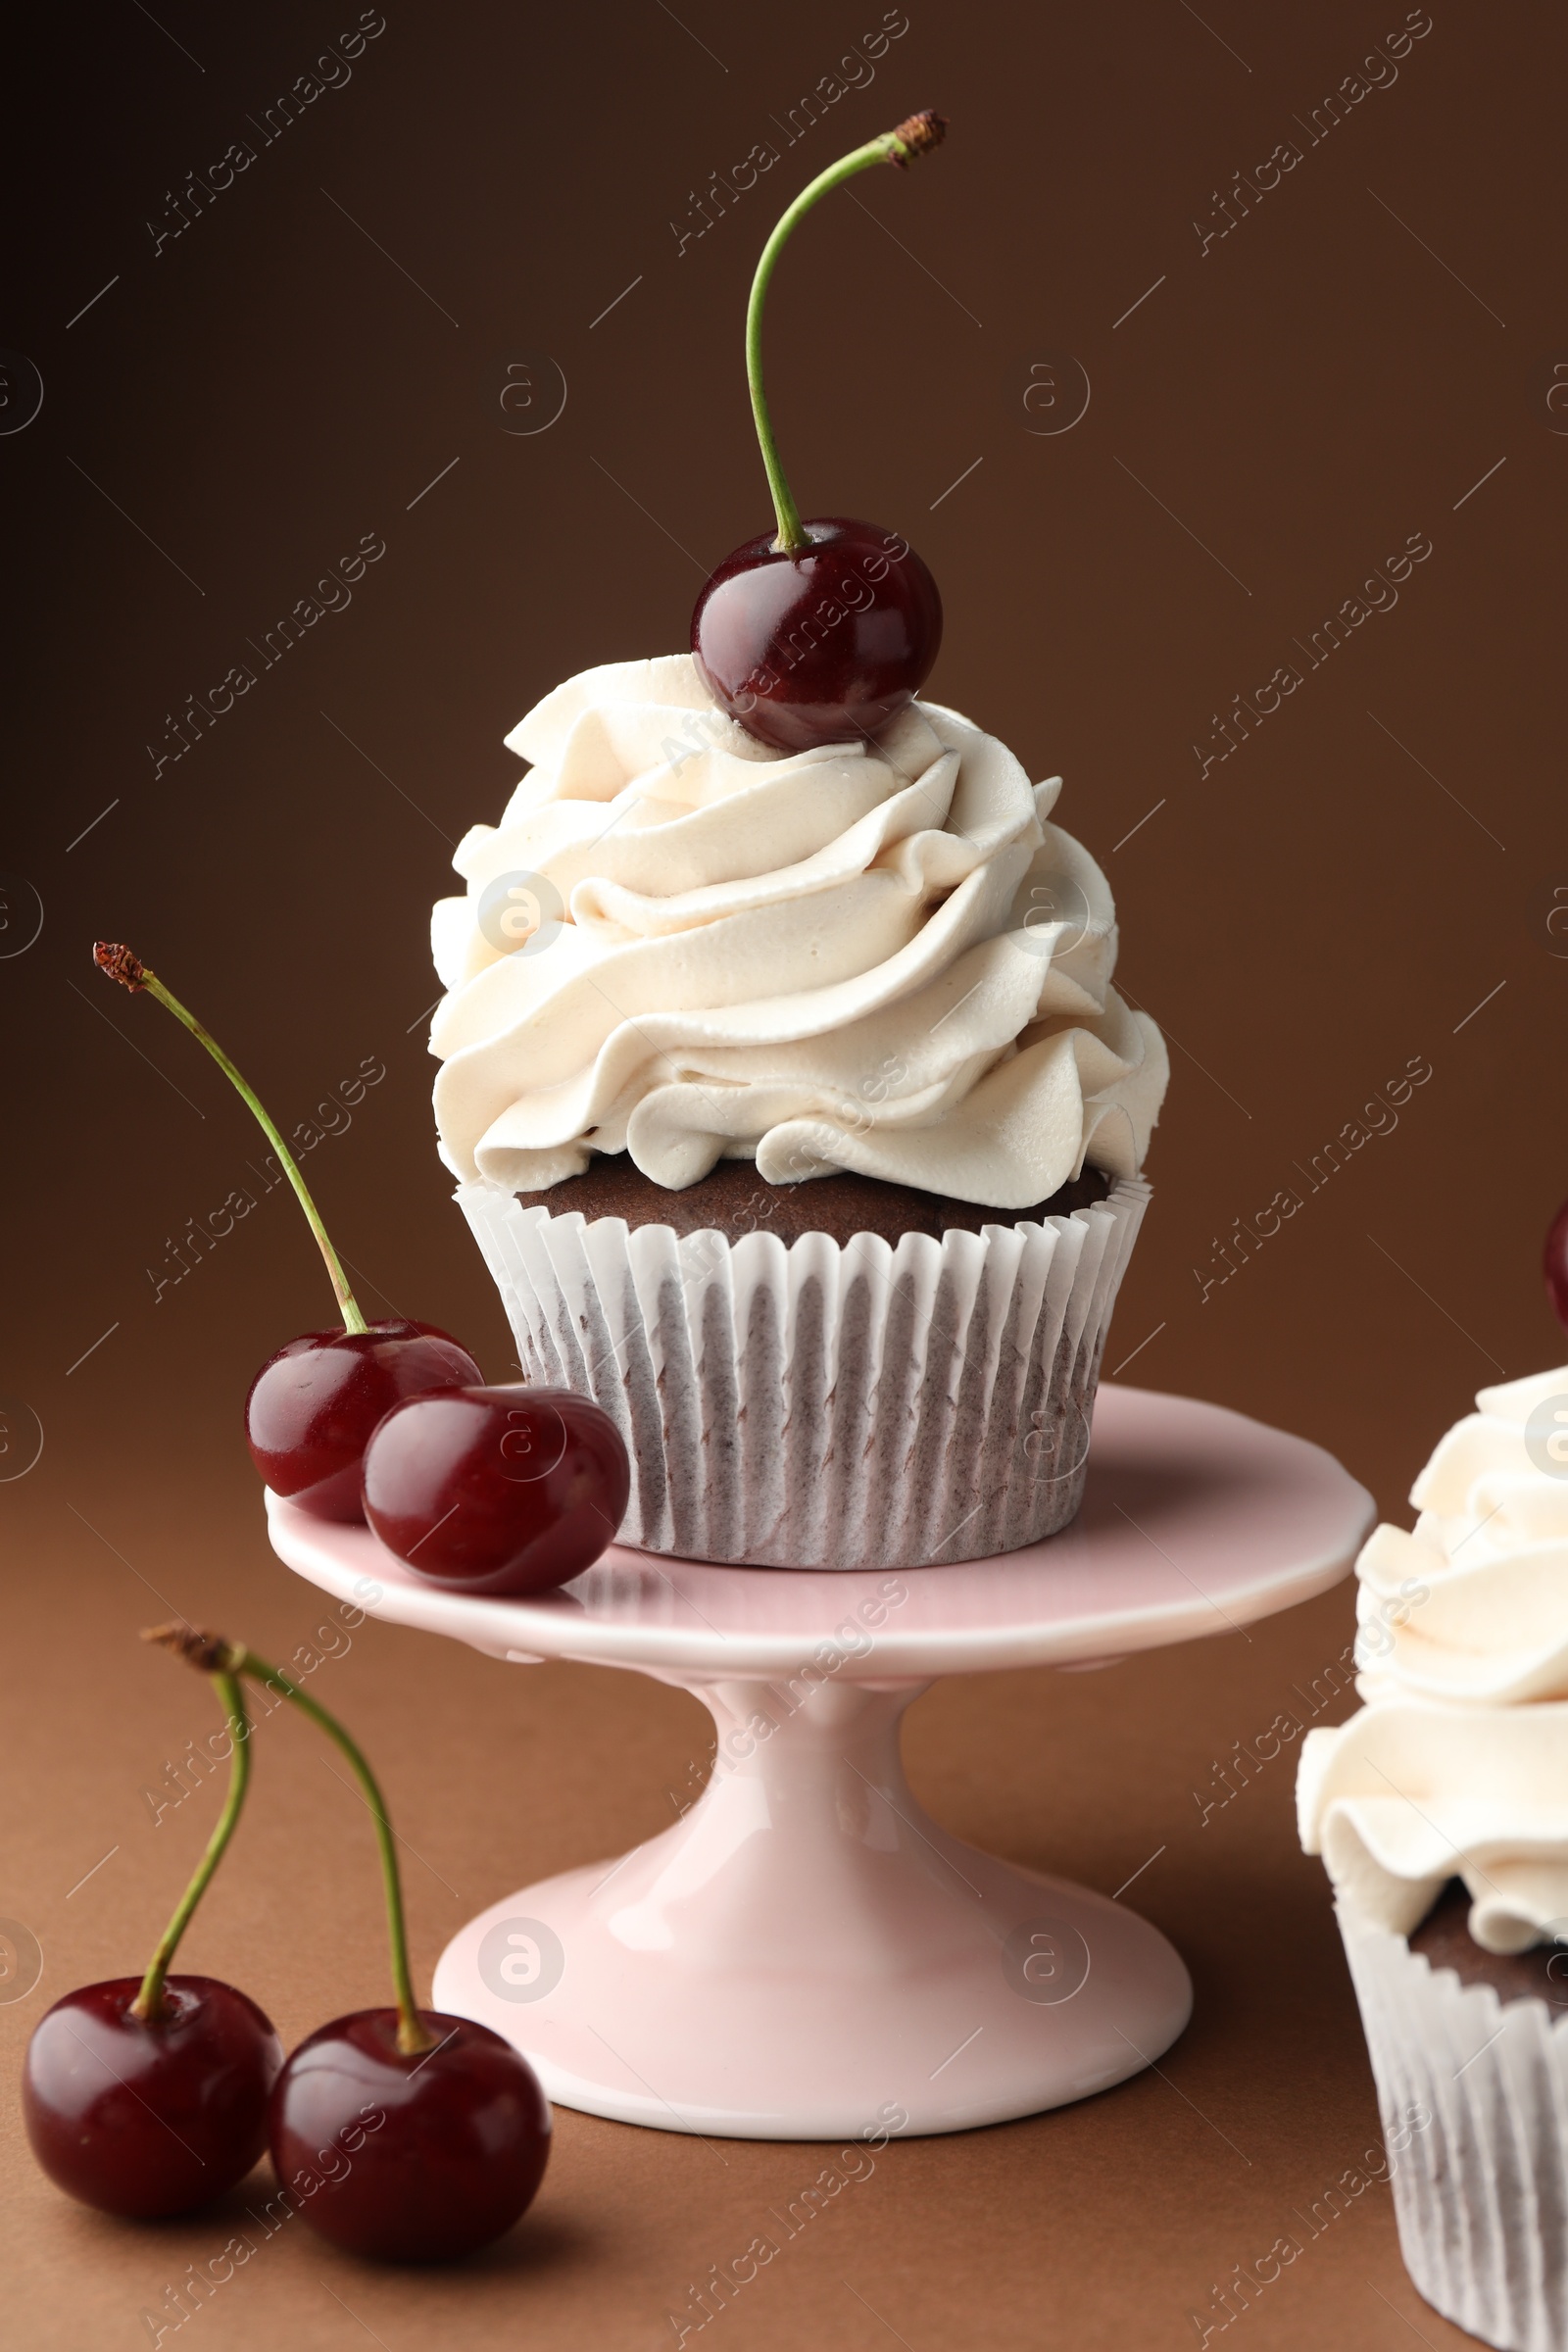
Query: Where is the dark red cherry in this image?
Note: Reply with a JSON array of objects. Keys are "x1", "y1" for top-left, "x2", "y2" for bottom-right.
[
  {"x1": 269, "y1": 2007, "x2": 550, "y2": 2261},
  {"x1": 692, "y1": 515, "x2": 942, "y2": 752},
  {"x1": 1546, "y1": 1197, "x2": 1568, "y2": 1333},
  {"x1": 362, "y1": 1384, "x2": 629, "y2": 1594},
  {"x1": 247, "y1": 1320, "x2": 482, "y2": 1523},
  {"x1": 24, "y1": 1976, "x2": 282, "y2": 2218}
]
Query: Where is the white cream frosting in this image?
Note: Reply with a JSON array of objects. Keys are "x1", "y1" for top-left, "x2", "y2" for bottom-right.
[
  {"x1": 427, "y1": 657, "x2": 1167, "y2": 1203},
  {"x1": 1298, "y1": 1364, "x2": 1568, "y2": 1952}
]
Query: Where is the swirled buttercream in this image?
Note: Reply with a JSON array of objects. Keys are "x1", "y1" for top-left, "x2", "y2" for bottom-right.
[
  {"x1": 428, "y1": 657, "x2": 1167, "y2": 1203},
  {"x1": 1298, "y1": 1364, "x2": 1568, "y2": 1952}
]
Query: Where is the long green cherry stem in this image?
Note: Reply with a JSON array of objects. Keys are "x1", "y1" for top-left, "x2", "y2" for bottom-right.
[
  {"x1": 93, "y1": 942, "x2": 367, "y2": 1336},
  {"x1": 746, "y1": 109, "x2": 947, "y2": 555},
  {"x1": 131, "y1": 1666, "x2": 251, "y2": 2023},
  {"x1": 146, "y1": 1627, "x2": 435, "y2": 2056}
]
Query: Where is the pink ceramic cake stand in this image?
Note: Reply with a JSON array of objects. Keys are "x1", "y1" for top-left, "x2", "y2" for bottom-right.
[{"x1": 266, "y1": 1384, "x2": 1372, "y2": 2141}]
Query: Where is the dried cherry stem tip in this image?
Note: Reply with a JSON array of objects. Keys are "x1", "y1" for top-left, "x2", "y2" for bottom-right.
[
  {"x1": 144, "y1": 1625, "x2": 434, "y2": 2056},
  {"x1": 890, "y1": 108, "x2": 947, "y2": 161},
  {"x1": 92, "y1": 943, "x2": 367, "y2": 1336},
  {"x1": 746, "y1": 111, "x2": 948, "y2": 554}
]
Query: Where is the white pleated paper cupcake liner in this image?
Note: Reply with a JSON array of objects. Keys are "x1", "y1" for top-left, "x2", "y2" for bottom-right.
[
  {"x1": 457, "y1": 1174, "x2": 1149, "y2": 1569},
  {"x1": 1338, "y1": 1900, "x2": 1568, "y2": 2352}
]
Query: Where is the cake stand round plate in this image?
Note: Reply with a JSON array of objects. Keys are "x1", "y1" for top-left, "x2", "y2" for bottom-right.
[{"x1": 266, "y1": 1385, "x2": 1372, "y2": 2140}]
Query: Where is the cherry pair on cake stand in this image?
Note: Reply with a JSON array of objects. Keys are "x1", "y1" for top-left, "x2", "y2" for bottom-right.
[{"x1": 267, "y1": 1385, "x2": 1373, "y2": 2142}]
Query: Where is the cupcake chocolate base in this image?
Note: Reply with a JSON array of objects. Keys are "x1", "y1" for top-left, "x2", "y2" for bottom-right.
[
  {"x1": 458, "y1": 1166, "x2": 1148, "y2": 1570},
  {"x1": 508, "y1": 1154, "x2": 1113, "y2": 1246},
  {"x1": 1410, "y1": 1880, "x2": 1568, "y2": 2009}
]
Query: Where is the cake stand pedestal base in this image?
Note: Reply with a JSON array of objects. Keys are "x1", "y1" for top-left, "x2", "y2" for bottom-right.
[
  {"x1": 269, "y1": 1387, "x2": 1374, "y2": 2142},
  {"x1": 431, "y1": 1673, "x2": 1191, "y2": 2140}
]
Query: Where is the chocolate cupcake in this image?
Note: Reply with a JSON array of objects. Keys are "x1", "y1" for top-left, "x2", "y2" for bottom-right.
[
  {"x1": 428, "y1": 658, "x2": 1165, "y2": 1567},
  {"x1": 1298, "y1": 1364, "x2": 1568, "y2": 2351}
]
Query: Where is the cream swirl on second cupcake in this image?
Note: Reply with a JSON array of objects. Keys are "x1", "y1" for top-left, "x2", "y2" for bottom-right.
[
  {"x1": 1353, "y1": 1365, "x2": 1568, "y2": 1706},
  {"x1": 1298, "y1": 1364, "x2": 1568, "y2": 1951},
  {"x1": 429, "y1": 656, "x2": 1167, "y2": 1202}
]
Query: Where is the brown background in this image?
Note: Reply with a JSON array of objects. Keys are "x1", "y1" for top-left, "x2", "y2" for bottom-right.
[{"x1": 2, "y1": 0, "x2": 1563, "y2": 2343}]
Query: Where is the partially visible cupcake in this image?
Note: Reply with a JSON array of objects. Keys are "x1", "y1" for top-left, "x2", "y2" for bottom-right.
[
  {"x1": 427, "y1": 657, "x2": 1166, "y2": 1568},
  {"x1": 1298, "y1": 1362, "x2": 1568, "y2": 2351}
]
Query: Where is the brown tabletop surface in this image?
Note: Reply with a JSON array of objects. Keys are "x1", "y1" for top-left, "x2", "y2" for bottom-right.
[{"x1": 4, "y1": 0, "x2": 1564, "y2": 2343}]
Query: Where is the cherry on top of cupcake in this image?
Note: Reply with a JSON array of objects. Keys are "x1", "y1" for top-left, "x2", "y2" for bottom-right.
[{"x1": 692, "y1": 111, "x2": 947, "y2": 754}]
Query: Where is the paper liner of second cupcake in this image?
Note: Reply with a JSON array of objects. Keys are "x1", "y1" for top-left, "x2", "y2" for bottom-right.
[
  {"x1": 458, "y1": 1175, "x2": 1148, "y2": 1569},
  {"x1": 1337, "y1": 1900, "x2": 1568, "y2": 2352}
]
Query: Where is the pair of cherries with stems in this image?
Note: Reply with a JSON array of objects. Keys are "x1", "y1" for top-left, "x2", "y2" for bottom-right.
[
  {"x1": 24, "y1": 1627, "x2": 550, "y2": 2261},
  {"x1": 93, "y1": 944, "x2": 628, "y2": 1596}
]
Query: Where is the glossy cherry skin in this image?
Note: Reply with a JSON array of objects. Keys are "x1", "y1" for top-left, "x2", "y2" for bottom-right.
[
  {"x1": 362, "y1": 1384, "x2": 629, "y2": 1594},
  {"x1": 247, "y1": 1321, "x2": 482, "y2": 1523},
  {"x1": 692, "y1": 514, "x2": 943, "y2": 752},
  {"x1": 1547, "y1": 1196, "x2": 1568, "y2": 1333},
  {"x1": 24, "y1": 1976, "x2": 282, "y2": 2218},
  {"x1": 269, "y1": 2007, "x2": 550, "y2": 2261}
]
